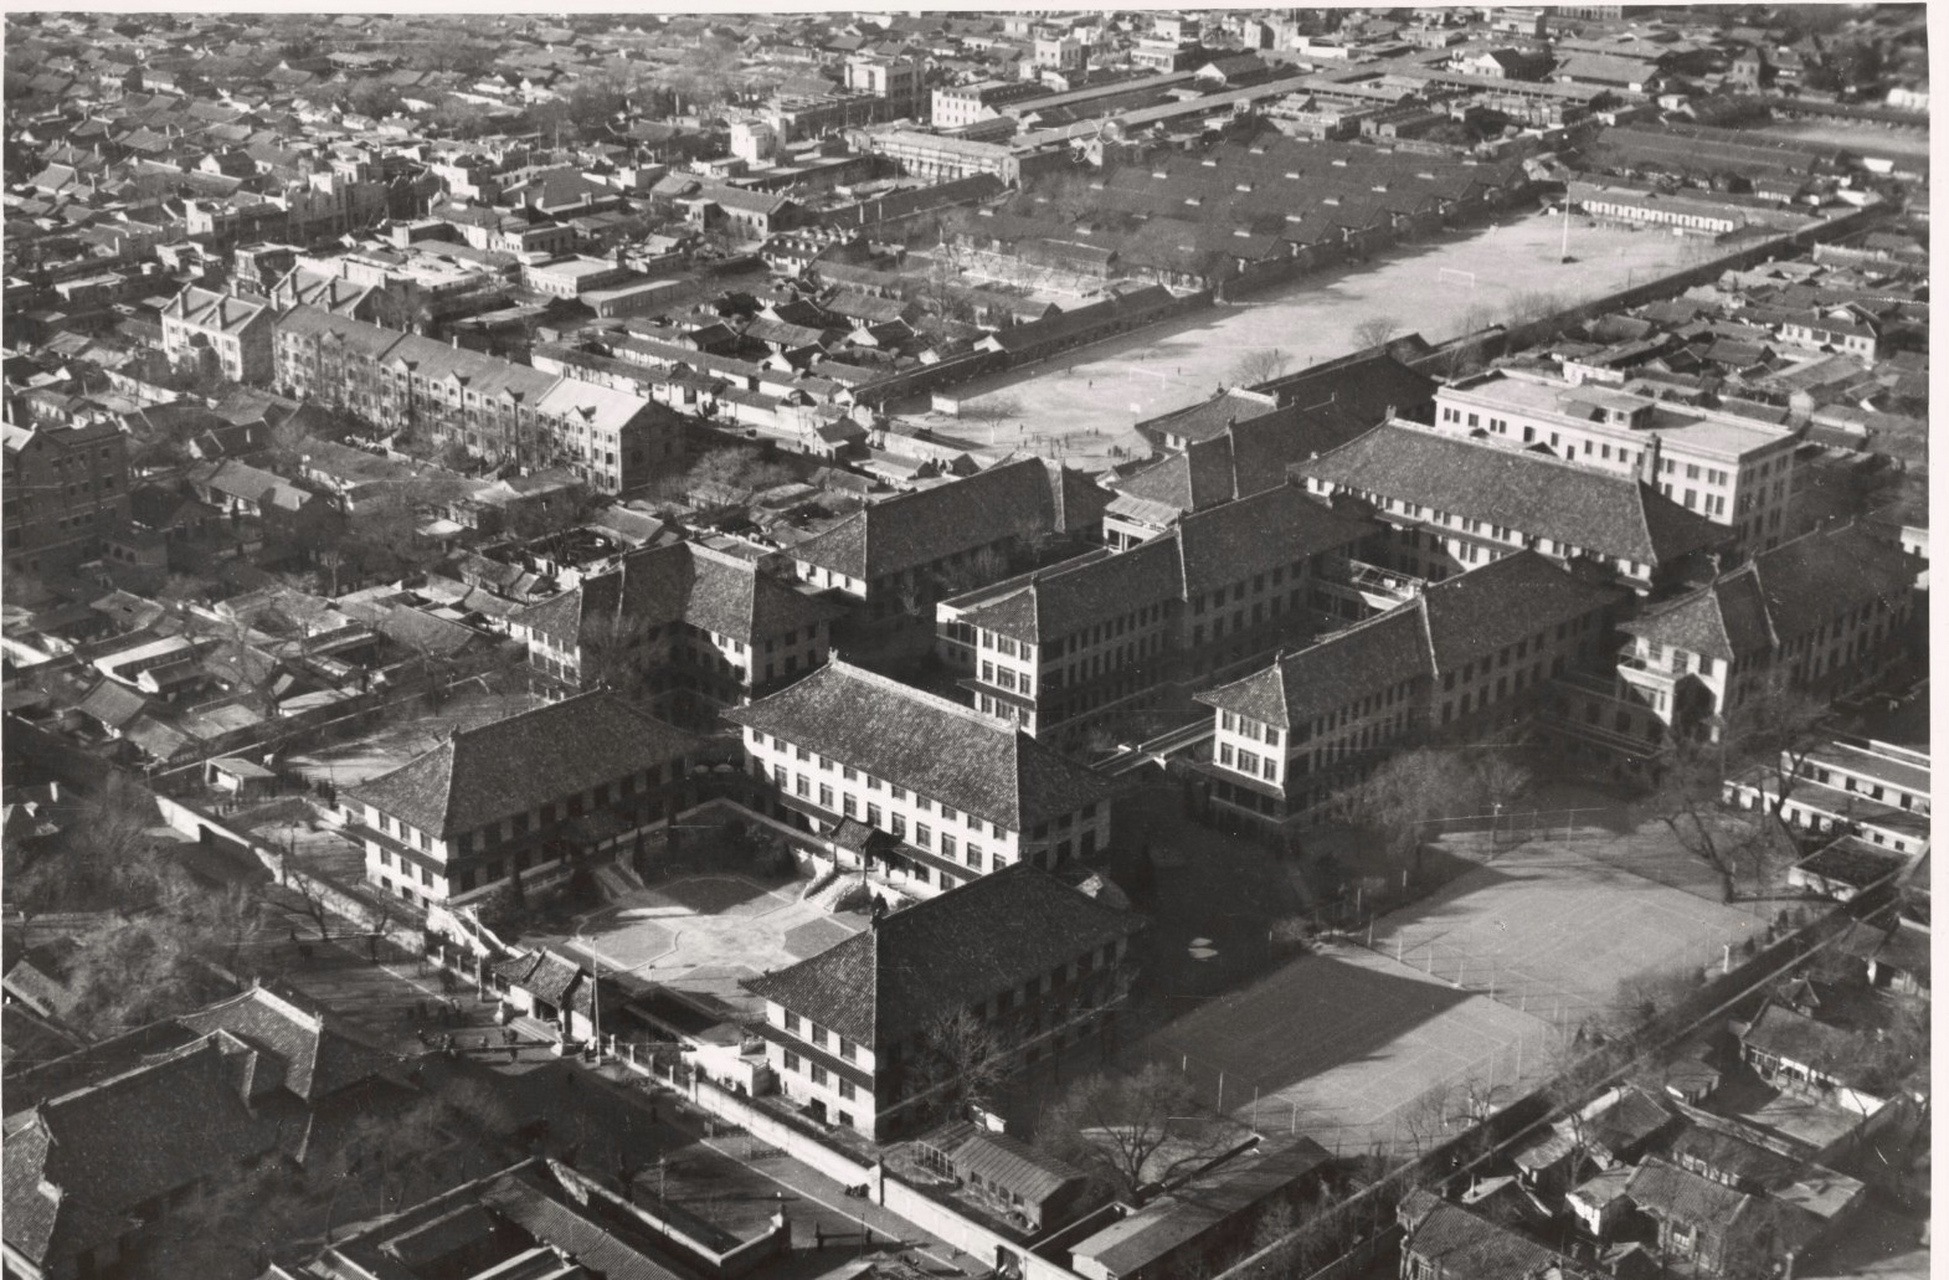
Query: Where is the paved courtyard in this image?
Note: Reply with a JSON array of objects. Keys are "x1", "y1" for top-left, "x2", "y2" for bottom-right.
[
  {"x1": 565, "y1": 874, "x2": 865, "y2": 1018},
  {"x1": 906, "y1": 210, "x2": 1708, "y2": 466}
]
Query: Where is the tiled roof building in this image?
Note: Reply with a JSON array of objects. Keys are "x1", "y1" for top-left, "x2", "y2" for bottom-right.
[
  {"x1": 788, "y1": 456, "x2": 1111, "y2": 619},
  {"x1": 342, "y1": 691, "x2": 698, "y2": 910},
  {"x1": 937, "y1": 482, "x2": 1374, "y2": 745},
  {"x1": 744, "y1": 863, "x2": 1140, "y2": 1138},
  {"x1": 1194, "y1": 550, "x2": 1621, "y2": 827},
  {"x1": 160, "y1": 286, "x2": 276, "y2": 384},
  {"x1": 1294, "y1": 421, "x2": 1730, "y2": 593},
  {"x1": 728, "y1": 659, "x2": 1120, "y2": 900},
  {"x1": 1587, "y1": 522, "x2": 1920, "y2": 758},
  {"x1": 509, "y1": 540, "x2": 846, "y2": 727}
]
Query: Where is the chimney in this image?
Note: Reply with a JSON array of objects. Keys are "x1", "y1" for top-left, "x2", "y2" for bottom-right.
[{"x1": 1638, "y1": 432, "x2": 1662, "y2": 485}]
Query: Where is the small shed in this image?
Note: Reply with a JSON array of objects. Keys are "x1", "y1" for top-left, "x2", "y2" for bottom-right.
[{"x1": 206, "y1": 755, "x2": 277, "y2": 799}]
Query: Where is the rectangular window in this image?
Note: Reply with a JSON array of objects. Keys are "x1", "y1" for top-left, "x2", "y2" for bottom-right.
[
  {"x1": 867, "y1": 804, "x2": 883, "y2": 827},
  {"x1": 783, "y1": 1052, "x2": 800, "y2": 1073},
  {"x1": 916, "y1": 823, "x2": 932, "y2": 847}
]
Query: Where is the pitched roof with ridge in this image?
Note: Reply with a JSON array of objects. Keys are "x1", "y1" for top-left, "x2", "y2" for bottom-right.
[
  {"x1": 1293, "y1": 422, "x2": 1726, "y2": 568},
  {"x1": 1198, "y1": 551, "x2": 1619, "y2": 728},
  {"x1": 162, "y1": 285, "x2": 272, "y2": 334},
  {"x1": 344, "y1": 690, "x2": 698, "y2": 838},
  {"x1": 1622, "y1": 522, "x2": 1915, "y2": 659},
  {"x1": 742, "y1": 863, "x2": 1139, "y2": 1046},
  {"x1": 723, "y1": 660, "x2": 1119, "y2": 830},
  {"x1": 787, "y1": 457, "x2": 1104, "y2": 582}
]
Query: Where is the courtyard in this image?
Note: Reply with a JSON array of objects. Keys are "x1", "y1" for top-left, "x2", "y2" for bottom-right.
[{"x1": 562, "y1": 873, "x2": 866, "y2": 1019}]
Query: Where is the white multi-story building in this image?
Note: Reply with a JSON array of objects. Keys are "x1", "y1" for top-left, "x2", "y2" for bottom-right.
[
  {"x1": 726, "y1": 660, "x2": 1119, "y2": 899},
  {"x1": 1432, "y1": 370, "x2": 1802, "y2": 550}
]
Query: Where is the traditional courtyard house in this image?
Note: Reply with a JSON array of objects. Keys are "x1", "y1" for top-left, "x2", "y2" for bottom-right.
[
  {"x1": 726, "y1": 659, "x2": 1120, "y2": 897},
  {"x1": 341, "y1": 691, "x2": 698, "y2": 910},
  {"x1": 743, "y1": 864, "x2": 1141, "y2": 1139},
  {"x1": 1191, "y1": 550, "x2": 1619, "y2": 828},
  {"x1": 1293, "y1": 422, "x2": 1729, "y2": 596},
  {"x1": 508, "y1": 540, "x2": 845, "y2": 727}
]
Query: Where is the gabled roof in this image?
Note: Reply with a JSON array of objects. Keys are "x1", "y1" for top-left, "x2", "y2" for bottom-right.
[
  {"x1": 743, "y1": 863, "x2": 1139, "y2": 1046},
  {"x1": 174, "y1": 985, "x2": 397, "y2": 1103},
  {"x1": 1294, "y1": 423, "x2": 1725, "y2": 568},
  {"x1": 788, "y1": 457, "x2": 1097, "y2": 582},
  {"x1": 1623, "y1": 522, "x2": 1915, "y2": 658},
  {"x1": 723, "y1": 660, "x2": 1119, "y2": 831},
  {"x1": 344, "y1": 691, "x2": 698, "y2": 838},
  {"x1": 510, "y1": 542, "x2": 842, "y2": 652},
  {"x1": 1199, "y1": 551, "x2": 1618, "y2": 727},
  {"x1": 161, "y1": 285, "x2": 271, "y2": 334},
  {"x1": 1625, "y1": 1157, "x2": 1755, "y2": 1229},
  {"x1": 1397, "y1": 1189, "x2": 1579, "y2": 1280}
]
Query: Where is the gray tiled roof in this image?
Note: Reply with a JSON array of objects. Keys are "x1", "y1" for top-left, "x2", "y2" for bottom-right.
[
  {"x1": 787, "y1": 457, "x2": 1104, "y2": 582},
  {"x1": 1398, "y1": 1190, "x2": 1578, "y2": 1280},
  {"x1": 1198, "y1": 551, "x2": 1619, "y2": 728},
  {"x1": 743, "y1": 863, "x2": 1139, "y2": 1046},
  {"x1": 1294, "y1": 423, "x2": 1725, "y2": 567},
  {"x1": 1623, "y1": 523, "x2": 1915, "y2": 660},
  {"x1": 724, "y1": 660, "x2": 1118, "y2": 831},
  {"x1": 344, "y1": 690, "x2": 697, "y2": 838}
]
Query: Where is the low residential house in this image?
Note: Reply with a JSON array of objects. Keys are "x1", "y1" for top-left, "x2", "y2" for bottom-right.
[
  {"x1": 159, "y1": 285, "x2": 275, "y2": 384},
  {"x1": 294, "y1": 1157, "x2": 789, "y2": 1280},
  {"x1": 1068, "y1": 1137, "x2": 1333, "y2": 1280},
  {"x1": 1778, "y1": 308, "x2": 1883, "y2": 362},
  {"x1": 488, "y1": 947, "x2": 621, "y2": 1045},
  {"x1": 1601, "y1": 524, "x2": 1919, "y2": 753},
  {"x1": 935, "y1": 483, "x2": 1374, "y2": 744},
  {"x1": 1624, "y1": 1157, "x2": 1823, "y2": 1278},
  {"x1": 1396, "y1": 1189, "x2": 1595, "y2": 1280},
  {"x1": 3, "y1": 985, "x2": 401, "y2": 1280},
  {"x1": 787, "y1": 456, "x2": 1111, "y2": 621},
  {"x1": 1737, "y1": 1003, "x2": 1903, "y2": 1114},
  {"x1": 184, "y1": 458, "x2": 319, "y2": 523},
  {"x1": 915, "y1": 1122, "x2": 1096, "y2": 1234},
  {"x1": 341, "y1": 691, "x2": 699, "y2": 910},
  {"x1": 508, "y1": 540, "x2": 844, "y2": 728},
  {"x1": 1193, "y1": 551, "x2": 1620, "y2": 829},
  {"x1": 1293, "y1": 423, "x2": 1728, "y2": 596},
  {"x1": 727, "y1": 659, "x2": 1121, "y2": 897},
  {"x1": 743, "y1": 863, "x2": 1141, "y2": 1139}
]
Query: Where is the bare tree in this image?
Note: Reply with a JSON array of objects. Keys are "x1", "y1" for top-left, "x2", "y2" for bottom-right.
[
  {"x1": 961, "y1": 394, "x2": 1023, "y2": 435},
  {"x1": 576, "y1": 609, "x2": 659, "y2": 697},
  {"x1": 1037, "y1": 1065, "x2": 1227, "y2": 1198},
  {"x1": 1397, "y1": 1078, "x2": 1453, "y2": 1155},
  {"x1": 934, "y1": 545, "x2": 1011, "y2": 598},
  {"x1": 1351, "y1": 316, "x2": 1401, "y2": 351},
  {"x1": 906, "y1": 1009, "x2": 1007, "y2": 1123},
  {"x1": 1636, "y1": 673, "x2": 1827, "y2": 903},
  {"x1": 1333, "y1": 748, "x2": 1482, "y2": 863},
  {"x1": 1228, "y1": 347, "x2": 1291, "y2": 387}
]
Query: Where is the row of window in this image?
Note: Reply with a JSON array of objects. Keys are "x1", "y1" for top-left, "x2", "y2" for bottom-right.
[{"x1": 752, "y1": 734, "x2": 1006, "y2": 835}]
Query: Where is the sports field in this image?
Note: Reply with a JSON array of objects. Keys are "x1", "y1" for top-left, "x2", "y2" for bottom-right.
[
  {"x1": 566, "y1": 875, "x2": 863, "y2": 1017},
  {"x1": 1372, "y1": 838, "x2": 1771, "y2": 1029},
  {"x1": 915, "y1": 210, "x2": 1708, "y2": 468},
  {"x1": 1134, "y1": 827, "x2": 1772, "y2": 1154},
  {"x1": 1142, "y1": 946, "x2": 1556, "y2": 1156}
]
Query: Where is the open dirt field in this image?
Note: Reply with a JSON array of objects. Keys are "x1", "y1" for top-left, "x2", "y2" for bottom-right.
[
  {"x1": 1372, "y1": 837, "x2": 1772, "y2": 1029},
  {"x1": 908, "y1": 210, "x2": 1708, "y2": 468},
  {"x1": 1139, "y1": 945, "x2": 1557, "y2": 1156},
  {"x1": 566, "y1": 874, "x2": 865, "y2": 1018}
]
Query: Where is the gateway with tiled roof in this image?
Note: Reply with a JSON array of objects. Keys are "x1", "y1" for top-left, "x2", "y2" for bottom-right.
[
  {"x1": 1295, "y1": 421, "x2": 1728, "y2": 592},
  {"x1": 743, "y1": 863, "x2": 1140, "y2": 1139},
  {"x1": 342, "y1": 691, "x2": 697, "y2": 909}
]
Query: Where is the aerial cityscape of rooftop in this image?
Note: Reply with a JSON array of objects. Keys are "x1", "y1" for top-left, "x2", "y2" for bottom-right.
[{"x1": 0, "y1": 5, "x2": 1930, "y2": 1279}]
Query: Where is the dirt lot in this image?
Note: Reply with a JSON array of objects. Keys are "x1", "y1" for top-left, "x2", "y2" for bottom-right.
[{"x1": 909, "y1": 210, "x2": 1708, "y2": 468}]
